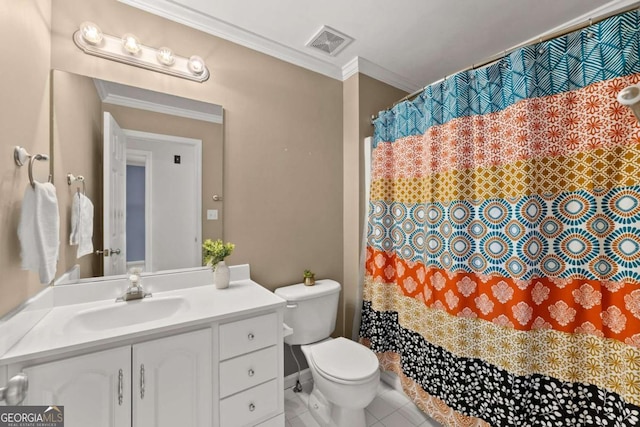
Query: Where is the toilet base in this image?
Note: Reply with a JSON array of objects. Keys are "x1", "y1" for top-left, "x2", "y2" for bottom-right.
[
  {"x1": 307, "y1": 386, "x2": 367, "y2": 427},
  {"x1": 308, "y1": 388, "x2": 332, "y2": 426},
  {"x1": 300, "y1": 339, "x2": 379, "y2": 427},
  {"x1": 331, "y1": 404, "x2": 366, "y2": 427}
]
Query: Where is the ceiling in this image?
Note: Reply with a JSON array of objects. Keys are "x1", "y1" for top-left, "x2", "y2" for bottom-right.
[{"x1": 120, "y1": 0, "x2": 630, "y2": 93}]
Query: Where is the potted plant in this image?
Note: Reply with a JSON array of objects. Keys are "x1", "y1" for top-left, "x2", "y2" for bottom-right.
[
  {"x1": 303, "y1": 269, "x2": 315, "y2": 286},
  {"x1": 203, "y1": 239, "x2": 235, "y2": 289}
]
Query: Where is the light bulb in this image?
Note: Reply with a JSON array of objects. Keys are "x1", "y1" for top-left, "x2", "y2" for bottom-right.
[
  {"x1": 156, "y1": 47, "x2": 175, "y2": 66},
  {"x1": 188, "y1": 55, "x2": 206, "y2": 75},
  {"x1": 80, "y1": 21, "x2": 103, "y2": 45},
  {"x1": 122, "y1": 33, "x2": 141, "y2": 54}
]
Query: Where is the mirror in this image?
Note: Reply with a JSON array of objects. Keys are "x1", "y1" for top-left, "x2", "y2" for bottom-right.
[{"x1": 52, "y1": 70, "x2": 224, "y2": 282}]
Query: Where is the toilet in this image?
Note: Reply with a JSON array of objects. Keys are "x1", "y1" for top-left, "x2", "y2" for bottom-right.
[{"x1": 275, "y1": 280, "x2": 380, "y2": 427}]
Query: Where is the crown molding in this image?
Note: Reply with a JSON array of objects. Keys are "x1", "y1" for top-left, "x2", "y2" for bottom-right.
[
  {"x1": 118, "y1": 0, "x2": 343, "y2": 80},
  {"x1": 341, "y1": 57, "x2": 360, "y2": 81},
  {"x1": 118, "y1": 0, "x2": 419, "y2": 92},
  {"x1": 342, "y1": 57, "x2": 419, "y2": 93},
  {"x1": 94, "y1": 79, "x2": 224, "y2": 124}
]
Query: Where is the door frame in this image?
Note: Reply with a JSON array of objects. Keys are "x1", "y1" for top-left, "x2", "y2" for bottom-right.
[
  {"x1": 126, "y1": 149, "x2": 153, "y2": 272},
  {"x1": 123, "y1": 129, "x2": 203, "y2": 268}
]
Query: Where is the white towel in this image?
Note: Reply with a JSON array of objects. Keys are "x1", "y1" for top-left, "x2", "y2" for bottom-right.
[
  {"x1": 70, "y1": 192, "x2": 94, "y2": 258},
  {"x1": 18, "y1": 182, "x2": 60, "y2": 284}
]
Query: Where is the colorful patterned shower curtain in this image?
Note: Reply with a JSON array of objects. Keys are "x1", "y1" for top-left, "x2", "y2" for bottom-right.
[{"x1": 360, "y1": 11, "x2": 640, "y2": 427}]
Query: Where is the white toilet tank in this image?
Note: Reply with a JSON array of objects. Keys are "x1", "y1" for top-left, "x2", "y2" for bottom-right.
[{"x1": 275, "y1": 280, "x2": 341, "y2": 345}]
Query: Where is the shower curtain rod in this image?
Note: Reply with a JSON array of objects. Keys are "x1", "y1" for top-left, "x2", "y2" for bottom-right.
[{"x1": 371, "y1": 1, "x2": 640, "y2": 123}]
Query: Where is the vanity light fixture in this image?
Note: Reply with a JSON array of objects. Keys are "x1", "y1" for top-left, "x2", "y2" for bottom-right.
[
  {"x1": 121, "y1": 33, "x2": 142, "y2": 55},
  {"x1": 188, "y1": 55, "x2": 206, "y2": 75},
  {"x1": 73, "y1": 22, "x2": 209, "y2": 82},
  {"x1": 156, "y1": 47, "x2": 175, "y2": 66},
  {"x1": 79, "y1": 21, "x2": 103, "y2": 45}
]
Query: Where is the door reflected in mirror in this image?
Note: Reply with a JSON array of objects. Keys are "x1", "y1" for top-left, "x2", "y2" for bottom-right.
[
  {"x1": 104, "y1": 113, "x2": 202, "y2": 275},
  {"x1": 52, "y1": 70, "x2": 223, "y2": 282}
]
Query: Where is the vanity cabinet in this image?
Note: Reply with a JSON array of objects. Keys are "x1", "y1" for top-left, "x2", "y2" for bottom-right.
[
  {"x1": 218, "y1": 312, "x2": 281, "y2": 426},
  {"x1": 2, "y1": 271, "x2": 286, "y2": 427},
  {"x1": 134, "y1": 329, "x2": 212, "y2": 427},
  {"x1": 9, "y1": 312, "x2": 285, "y2": 427},
  {"x1": 20, "y1": 329, "x2": 212, "y2": 427},
  {"x1": 23, "y1": 346, "x2": 131, "y2": 427}
]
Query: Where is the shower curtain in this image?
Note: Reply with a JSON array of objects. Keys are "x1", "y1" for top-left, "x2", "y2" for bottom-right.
[{"x1": 360, "y1": 10, "x2": 640, "y2": 427}]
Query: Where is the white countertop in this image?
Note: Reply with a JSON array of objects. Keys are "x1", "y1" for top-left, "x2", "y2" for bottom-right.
[{"x1": 0, "y1": 278, "x2": 285, "y2": 365}]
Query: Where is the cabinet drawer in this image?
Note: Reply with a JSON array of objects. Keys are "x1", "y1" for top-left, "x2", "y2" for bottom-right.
[
  {"x1": 219, "y1": 312, "x2": 278, "y2": 360},
  {"x1": 254, "y1": 413, "x2": 284, "y2": 427},
  {"x1": 220, "y1": 346, "x2": 277, "y2": 398},
  {"x1": 219, "y1": 379, "x2": 278, "y2": 427}
]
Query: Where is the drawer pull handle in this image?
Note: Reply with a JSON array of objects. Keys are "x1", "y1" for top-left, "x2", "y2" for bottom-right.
[
  {"x1": 140, "y1": 364, "x2": 145, "y2": 399},
  {"x1": 247, "y1": 333, "x2": 255, "y2": 341},
  {"x1": 118, "y1": 369, "x2": 124, "y2": 405},
  {"x1": 248, "y1": 369, "x2": 255, "y2": 377},
  {"x1": 249, "y1": 403, "x2": 256, "y2": 412}
]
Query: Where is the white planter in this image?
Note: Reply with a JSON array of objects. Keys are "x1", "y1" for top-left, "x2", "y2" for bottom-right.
[{"x1": 214, "y1": 261, "x2": 230, "y2": 289}]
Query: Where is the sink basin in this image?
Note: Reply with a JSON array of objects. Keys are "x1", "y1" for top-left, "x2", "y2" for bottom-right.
[{"x1": 64, "y1": 297, "x2": 189, "y2": 333}]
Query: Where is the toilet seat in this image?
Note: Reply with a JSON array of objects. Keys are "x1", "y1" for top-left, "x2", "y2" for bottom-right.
[{"x1": 308, "y1": 337, "x2": 379, "y2": 385}]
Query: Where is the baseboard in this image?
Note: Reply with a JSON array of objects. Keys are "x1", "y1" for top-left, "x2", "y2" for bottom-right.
[
  {"x1": 284, "y1": 368, "x2": 312, "y2": 389},
  {"x1": 380, "y1": 370, "x2": 403, "y2": 392}
]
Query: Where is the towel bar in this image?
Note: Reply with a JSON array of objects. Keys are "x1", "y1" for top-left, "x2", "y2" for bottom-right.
[
  {"x1": 67, "y1": 173, "x2": 86, "y2": 194},
  {"x1": 14, "y1": 146, "x2": 51, "y2": 188}
]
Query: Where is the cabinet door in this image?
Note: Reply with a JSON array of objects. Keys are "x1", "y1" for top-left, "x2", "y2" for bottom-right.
[
  {"x1": 133, "y1": 329, "x2": 212, "y2": 427},
  {"x1": 23, "y1": 346, "x2": 131, "y2": 427}
]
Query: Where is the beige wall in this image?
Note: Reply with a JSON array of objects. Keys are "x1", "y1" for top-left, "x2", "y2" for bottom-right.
[
  {"x1": 342, "y1": 74, "x2": 407, "y2": 339},
  {"x1": 0, "y1": 0, "x2": 51, "y2": 317},
  {"x1": 52, "y1": 70, "x2": 103, "y2": 279},
  {"x1": 342, "y1": 74, "x2": 360, "y2": 340}
]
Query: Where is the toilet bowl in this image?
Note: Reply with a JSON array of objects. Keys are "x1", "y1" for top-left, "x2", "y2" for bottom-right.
[
  {"x1": 274, "y1": 280, "x2": 380, "y2": 427},
  {"x1": 301, "y1": 337, "x2": 380, "y2": 427}
]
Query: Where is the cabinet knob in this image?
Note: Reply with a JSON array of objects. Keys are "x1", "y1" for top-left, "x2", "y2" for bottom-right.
[
  {"x1": 249, "y1": 403, "x2": 256, "y2": 412},
  {"x1": 248, "y1": 369, "x2": 255, "y2": 377},
  {"x1": 247, "y1": 333, "x2": 255, "y2": 341}
]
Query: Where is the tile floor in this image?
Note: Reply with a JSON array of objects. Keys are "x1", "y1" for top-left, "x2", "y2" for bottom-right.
[{"x1": 285, "y1": 379, "x2": 442, "y2": 427}]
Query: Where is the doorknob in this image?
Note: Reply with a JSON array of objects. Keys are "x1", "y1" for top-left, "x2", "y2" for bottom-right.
[
  {"x1": 95, "y1": 248, "x2": 121, "y2": 257},
  {"x1": 95, "y1": 249, "x2": 110, "y2": 257}
]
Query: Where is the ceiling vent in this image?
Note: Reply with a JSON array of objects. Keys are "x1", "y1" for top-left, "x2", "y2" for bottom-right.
[{"x1": 306, "y1": 25, "x2": 353, "y2": 57}]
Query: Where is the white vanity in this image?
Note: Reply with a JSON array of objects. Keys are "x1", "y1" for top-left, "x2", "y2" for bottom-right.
[{"x1": 0, "y1": 265, "x2": 286, "y2": 427}]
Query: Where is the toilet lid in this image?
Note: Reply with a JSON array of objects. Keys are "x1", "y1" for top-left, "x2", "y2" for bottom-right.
[{"x1": 309, "y1": 337, "x2": 379, "y2": 382}]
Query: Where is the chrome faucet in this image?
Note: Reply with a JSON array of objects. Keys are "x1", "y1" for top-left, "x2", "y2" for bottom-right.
[{"x1": 116, "y1": 270, "x2": 152, "y2": 302}]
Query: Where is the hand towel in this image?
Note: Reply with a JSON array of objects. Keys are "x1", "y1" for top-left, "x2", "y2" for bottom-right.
[
  {"x1": 18, "y1": 182, "x2": 60, "y2": 284},
  {"x1": 70, "y1": 192, "x2": 94, "y2": 258}
]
